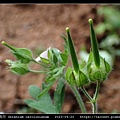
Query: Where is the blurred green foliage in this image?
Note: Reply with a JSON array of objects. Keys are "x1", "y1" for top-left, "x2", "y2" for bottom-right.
[
  {"x1": 96, "y1": 5, "x2": 120, "y2": 34},
  {"x1": 95, "y1": 5, "x2": 120, "y2": 64},
  {"x1": 80, "y1": 5, "x2": 120, "y2": 68}
]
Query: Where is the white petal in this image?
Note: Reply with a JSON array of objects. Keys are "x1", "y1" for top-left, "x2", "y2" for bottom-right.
[
  {"x1": 35, "y1": 47, "x2": 51, "y2": 62},
  {"x1": 40, "y1": 50, "x2": 48, "y2": 59},
  {"x1": 35, "y1": 56, "x2": 41, "y2": 62}
]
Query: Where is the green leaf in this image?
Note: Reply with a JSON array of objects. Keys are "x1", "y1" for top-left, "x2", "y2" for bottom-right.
[
  {"x1": 45, "y1": 76, "x2": 56, "y2": 83},
  {"x1": 24, "y1": 99, "x2": 55, "y2": 113},
  {"x1": 40, "y1": 57, "x2": 50, "y2": 64},
  {"x1": 52, "y1": 48, "x2": 61, "y2": 57},
  {"x1": 37, "y1": 81, "x2": 55, "y2": 99},
  {"x1": 54, "y1": 78, "x2": 65, "y2": 113},
  {"x1": 25, "y1": 82, "x2": 59, "y2": 113},
  {"x1": 60, "y1": 53, "x2": 68, "y2": 66},
  {"x1": 61, "y1": 34, "x2": 69, "y2": 54},
  {"x1": 47, "y1": 67, "x2": 61, "y2": 75},
  {"x1": 24, "y1": 87, "x2": 59, "y2": 114},
  {"x1": 24, "y1": 98, "x2": 58, "y2": 113},
  {"x1": 52, "y1": 48, "x2": 61, "y2": 62},
  {"x1": 53, "y1": 54, "x2": 58, "y2": 65},
  {"x1": 46, "y1": 67, "x2": 64, "y2": 83},
  {"x1": 61, "y1": 34, "x2": 68, "y2": 45},
  {"x1": 48, "y1": 48, "x2": 52, "y2": 59},
  {"x1": 28, "y1": 85, "x2": 41, "y2": 99}
]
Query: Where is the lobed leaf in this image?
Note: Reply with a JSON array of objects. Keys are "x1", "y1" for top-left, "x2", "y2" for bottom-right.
[{"x1": 54, "y1": 78, "x2": 65, "y2": 113}]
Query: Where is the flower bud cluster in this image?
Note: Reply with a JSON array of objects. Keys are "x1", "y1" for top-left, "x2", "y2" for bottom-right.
[
  {"x1": 6, "y1": 59, "x2": 30, "y2": 75},
  {"x1": 66, "y1": 51, "x2": 112, "y2": 87},
  {"x1": 87, "y1": 51, "x2": 111, "y2": 82},
  {"x1": 65, "y1": 19, "x2": 112, "y2": 87}
]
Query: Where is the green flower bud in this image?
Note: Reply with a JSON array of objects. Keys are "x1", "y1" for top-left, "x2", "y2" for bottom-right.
[
  {"x1": 65, "y1": 67, "x2": 76, "y2": 86},
  {"x1": 65, "y1": 67, "x2": 89, "y2": 87},
  {"x1": 87, "y1": 51, "x2": 112, "y2": 82},
  {"x1": 88, "y1": 19, "x2": 112, "y2": 82},
  {"x1": 6, "y1": 59, "x2": 30, "y2": 75},
  {"x1": 75, "y1": 70, "x2": 89, "y2": 87},
  {"x1": 36, "y1": 47, "x2": 64, "y2": 66},
  {"x1": 36, "y1": 47, "x2": 51, "y2": 64},
  {"x1": 51, "y1": 48, "x2": 61, "y2": 65},
  {"x1": 2, "y1": 41, "x2": 33, "y2": 64}
]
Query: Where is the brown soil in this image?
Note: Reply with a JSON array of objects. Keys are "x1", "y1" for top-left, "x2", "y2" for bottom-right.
[{"x1": 0, "y1": 4, "x2": 120, "y2": 113}]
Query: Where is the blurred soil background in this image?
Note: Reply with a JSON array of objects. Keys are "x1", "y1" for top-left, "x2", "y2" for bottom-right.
[{"x1": 0, "y1": 4, "x2": 120, "y2": 113}]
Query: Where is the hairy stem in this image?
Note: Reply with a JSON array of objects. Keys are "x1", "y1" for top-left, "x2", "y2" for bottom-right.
[
  {"x1": 81, "y1": 86, "x2": 92, "y2": 101},
  {"x1": 70, "y1": 85, "x2": 87, "y2": 113}
]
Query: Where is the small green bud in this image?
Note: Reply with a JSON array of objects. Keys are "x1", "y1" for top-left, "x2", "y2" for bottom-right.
[
  {"x1": 51, "y1": 48, "x2": 61, "y2": 65},
  {"x1": 65, "y1": 67, "x2": 89, "y2": 87},
  {"x1": 6, "y1": 59, "x2": 30, "y2": 75},
  {"x1": 2, "y1": 41, "x2": 33, "y2": 64},
  {"x1": 76, "y1": 70, "x2": 89, "y2": 87},
  {"x1": 36, "y1": 47, "x2": 64, "y2": 66},
  {"x1": 65, "y1": 67, "x2": 76, "y2": 86},
  {"x1": 87, "y1": 51, "x2": 112, "y2": 82}
]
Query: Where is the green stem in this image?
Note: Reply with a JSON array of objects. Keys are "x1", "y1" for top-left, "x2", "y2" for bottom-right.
[
  {"x1": 29, "y1": 69, "x2": 46, "y2": 74},
  {"x1": 70, "y1": 85, "x2": 87, "y2": 113},
  {"x1": 92, "y1": 102, "x2": 97, "y2": 114},
  {"x1": 93, "y1": 81, "x2": 101, "y2": 100},
  {"x1": 81, "y1": 81, "x2": 101, "y2": 114},
  {"x1": 80, "y1": 86, "x2": 92, "y2": 101},
  {"x1": 92, "y1": 80, "x2": 101, "y2": 114},
  {"x1": 32, "y1": 59, "x2": 50, "y2": 68}
]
